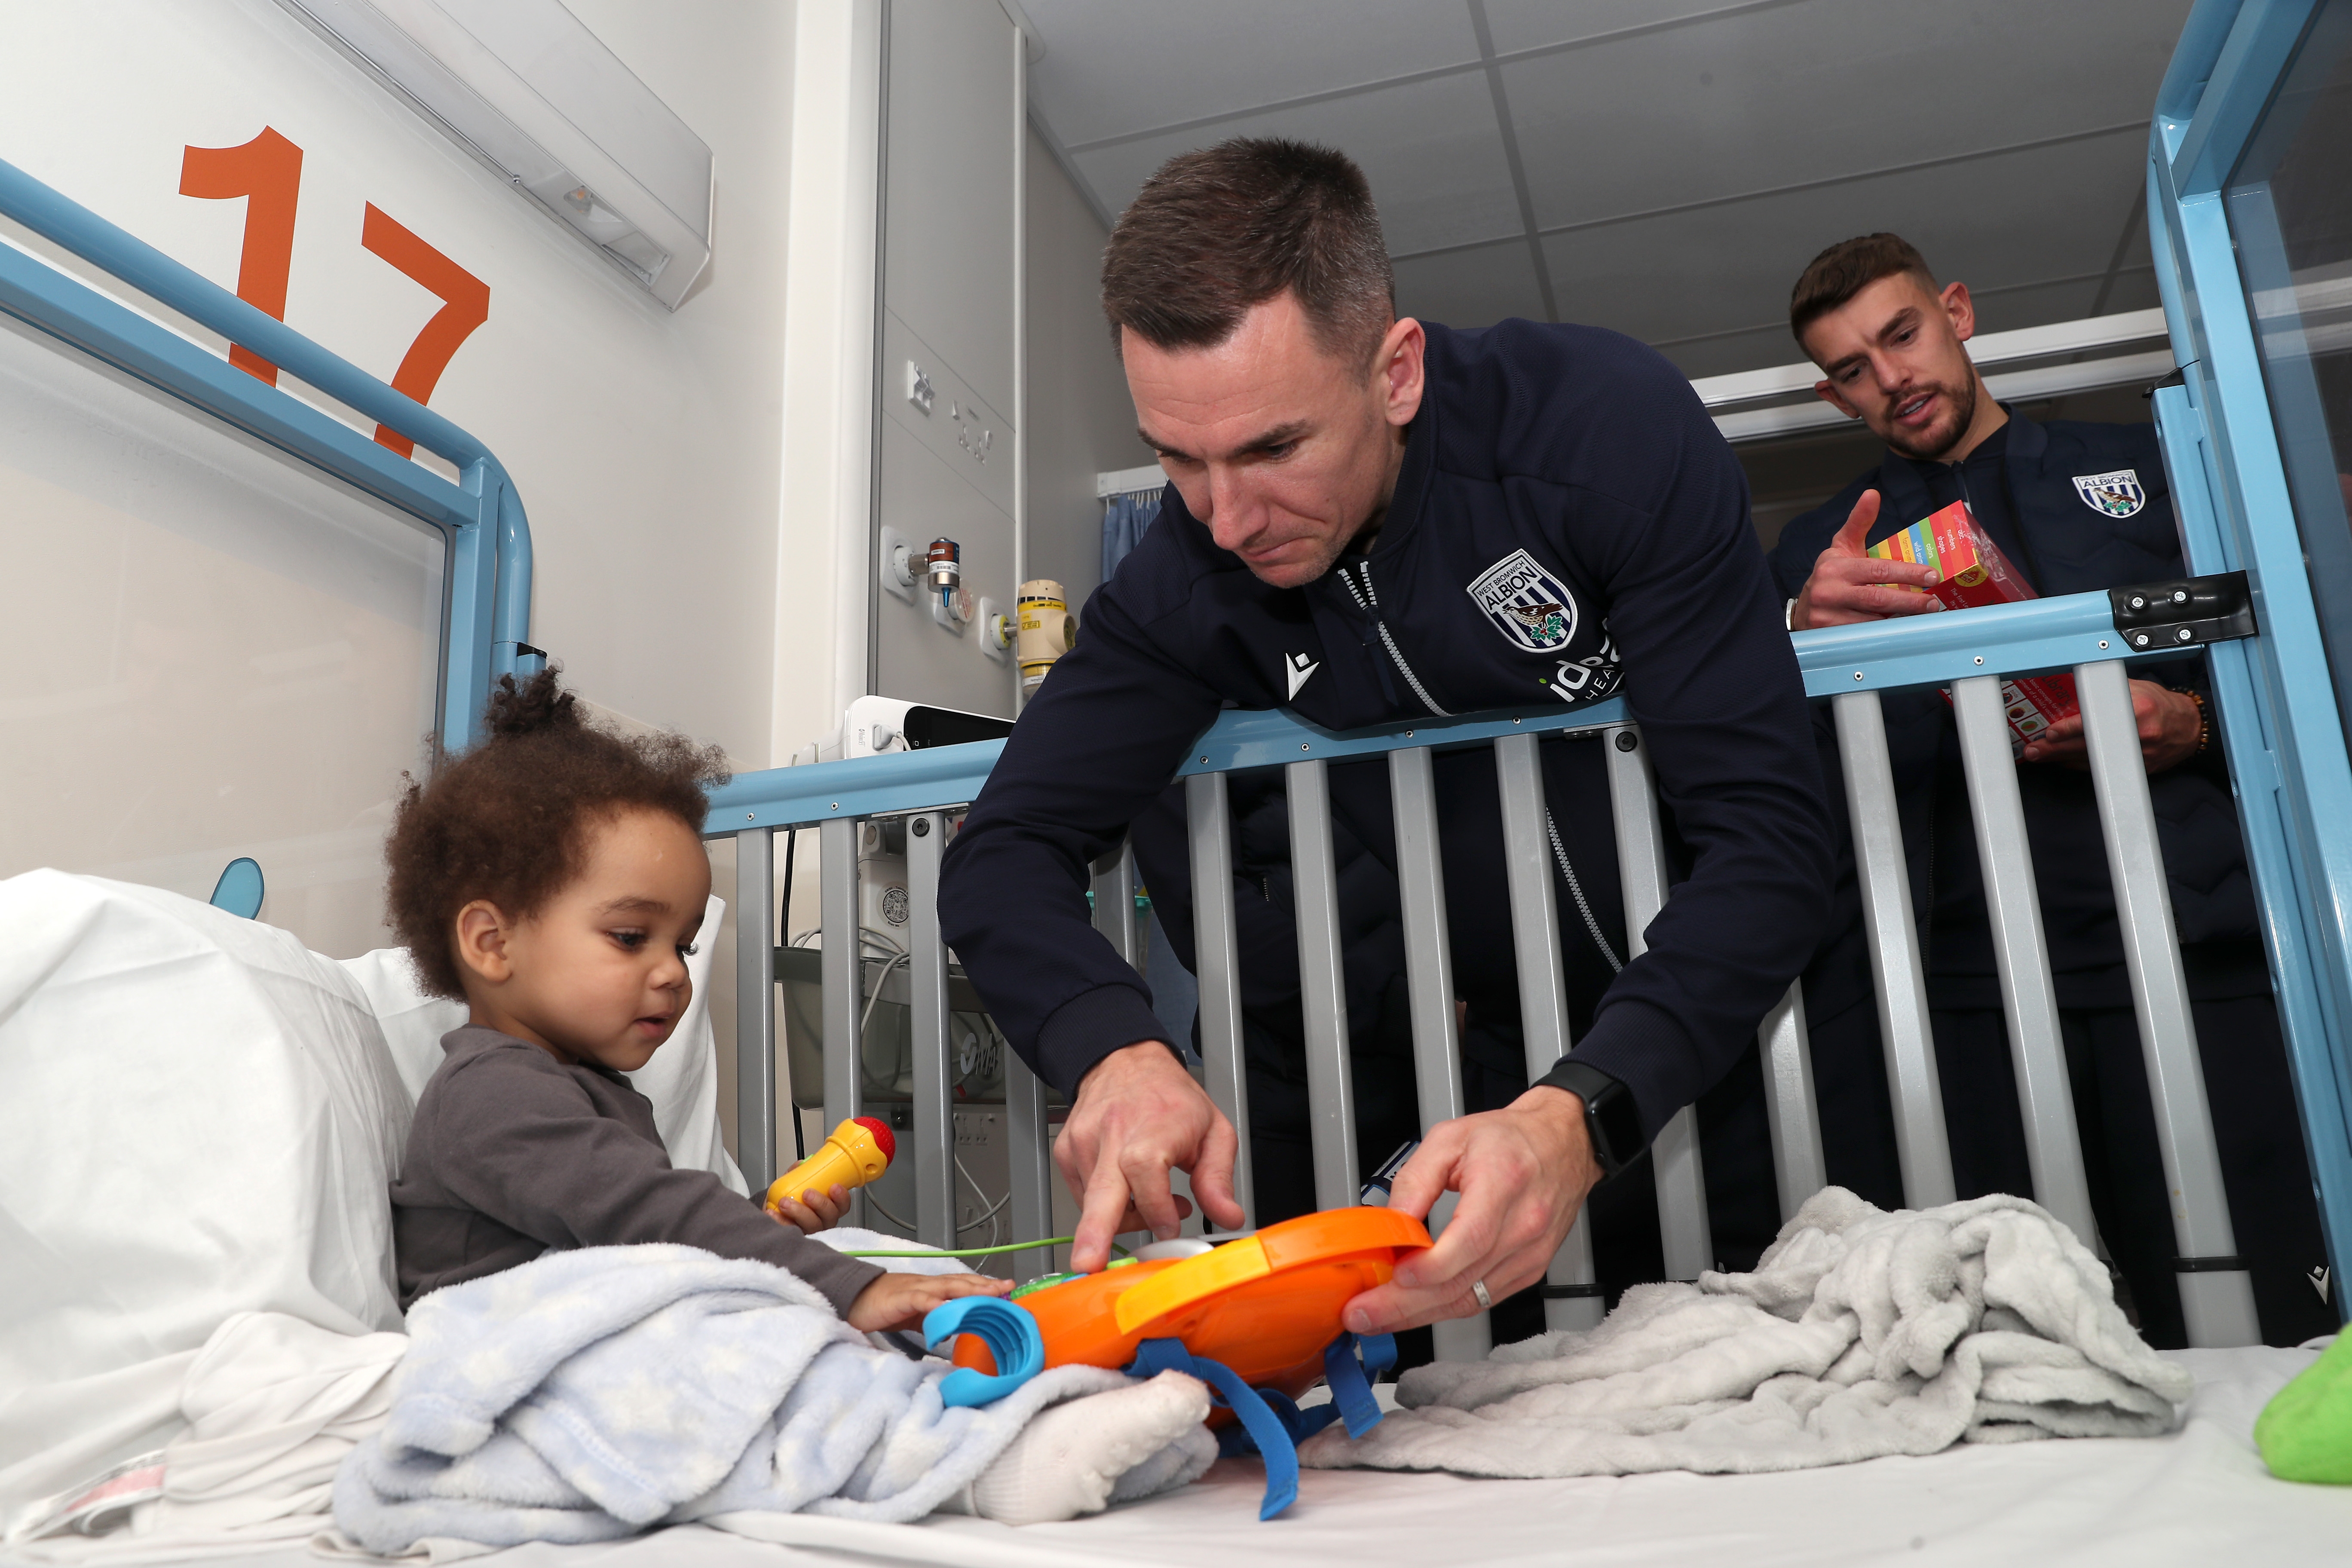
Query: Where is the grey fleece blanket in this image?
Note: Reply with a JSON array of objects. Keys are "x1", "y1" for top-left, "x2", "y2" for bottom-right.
[{"x1": 1302, "y1": 1188, "x2": 2195, "y2": 1479}]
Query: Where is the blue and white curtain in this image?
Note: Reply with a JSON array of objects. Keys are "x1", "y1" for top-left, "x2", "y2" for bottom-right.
[{"x1": 1101, "y1": 487, "x2": 1163, "y2": 582}]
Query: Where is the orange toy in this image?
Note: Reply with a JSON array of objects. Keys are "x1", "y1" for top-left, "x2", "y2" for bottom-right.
[
  {"x1": 764, "y1": 1116, "x2": 894, "y2": 1216},
  {"x1": 952, "y1": 1206, "x2": 1430, "y2": 1403}
]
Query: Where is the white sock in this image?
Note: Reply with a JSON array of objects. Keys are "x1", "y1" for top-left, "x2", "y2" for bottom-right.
[{"x1": 942, "y1": 1371, "x2": 1215, "y2": 1526}]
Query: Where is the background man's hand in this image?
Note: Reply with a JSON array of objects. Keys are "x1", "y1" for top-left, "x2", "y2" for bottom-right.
[
  {"x1": 1340, "y1": 1085, "x2": 1602, "y2": 1335},
  {"x1": 1789, "y1": 490, "x2": 1942, "y2": 630},
  {"x1": 1060, "y1": 1041, "x2": 1246, "y2": 1272},
  {"x1": 2019, "y1": 678, "x2": 2202, "y2": 773},
  {"x1": 845, "y1": 1268, "x2": 1009, "y2": 1332}
]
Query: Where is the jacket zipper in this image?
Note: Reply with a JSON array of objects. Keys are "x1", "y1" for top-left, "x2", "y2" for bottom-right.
[{"x1": 1340, "y1": 560, "x2": 1452, "y2": 717}]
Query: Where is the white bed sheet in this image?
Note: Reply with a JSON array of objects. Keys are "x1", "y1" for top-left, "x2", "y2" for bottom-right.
[{"x1": 81, "y1": 1346, "x2": 2349, "y2": 1568}]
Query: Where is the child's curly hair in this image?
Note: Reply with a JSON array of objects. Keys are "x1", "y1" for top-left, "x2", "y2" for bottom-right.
[{"x1": 385, "y1": 669, "x2": 730, "y2": 998}]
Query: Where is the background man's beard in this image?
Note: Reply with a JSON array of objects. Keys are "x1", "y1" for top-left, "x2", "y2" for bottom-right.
[{"x1": 1881, "y1": 376, "x2": 1978, "y2": 462}]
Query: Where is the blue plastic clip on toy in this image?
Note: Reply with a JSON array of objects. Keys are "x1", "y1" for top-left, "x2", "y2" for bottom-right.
[
  {"x1": 923, "y1": 1295, "x2": 1045, "y2": 1409},
  {"x1": 1124, "y1": 1330, "x2": 1395, "y2": 1520}
]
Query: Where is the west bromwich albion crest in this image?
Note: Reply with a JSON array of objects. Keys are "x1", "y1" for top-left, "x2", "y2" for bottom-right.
[
  {"x1": 1469, "y1": 548, "x2": 1579, "y2": 652},
  {"x1": 2072, "y1": 469, "x2": 2147, "y2": 518}
]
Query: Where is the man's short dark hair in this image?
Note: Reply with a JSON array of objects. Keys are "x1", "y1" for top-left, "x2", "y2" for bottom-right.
[
  {"x1": 1789, "y1": 233, "x2": 1938, "y2": 343},
  {"x1": 1100, "y1": 137, "x2": 1395, "y2": 366}
]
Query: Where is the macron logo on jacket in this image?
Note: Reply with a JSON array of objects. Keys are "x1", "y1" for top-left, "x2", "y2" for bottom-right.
[{"x1": 1285, "y1": 652, "x2": 1320, "y2": 701}]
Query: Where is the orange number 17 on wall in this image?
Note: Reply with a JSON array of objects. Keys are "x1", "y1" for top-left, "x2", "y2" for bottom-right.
[{"x1": 180, "y1": 127, "x2": 490, "y2": 457}]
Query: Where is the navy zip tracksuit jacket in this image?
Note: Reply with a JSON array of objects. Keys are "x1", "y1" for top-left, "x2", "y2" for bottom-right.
[{"x1": 940, "y1": 320, "x2": 1834, "y2": 1143}]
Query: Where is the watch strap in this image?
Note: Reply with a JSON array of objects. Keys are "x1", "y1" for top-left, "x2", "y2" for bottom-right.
[{"x1": 1533, "y1": 1058, "x2": 1643, "y2": 1178}]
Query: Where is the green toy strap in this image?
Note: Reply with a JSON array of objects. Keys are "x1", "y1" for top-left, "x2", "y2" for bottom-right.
[{"x1": 836, "y1": 1235, "x2": 1132, "y2": 1260}]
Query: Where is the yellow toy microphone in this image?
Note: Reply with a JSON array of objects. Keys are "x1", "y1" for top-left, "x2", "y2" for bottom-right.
[{"x1": 764, "y1": 1116, "x2": 895, "y2": 1215}]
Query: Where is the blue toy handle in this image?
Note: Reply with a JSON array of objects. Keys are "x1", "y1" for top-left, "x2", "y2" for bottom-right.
[{"x1": 923, "y1": 1296, "x2": 1045, "y2": 1409}]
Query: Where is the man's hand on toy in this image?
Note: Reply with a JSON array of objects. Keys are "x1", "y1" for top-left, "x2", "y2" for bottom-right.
[
  {"x1": 845, "y1": 1268, "x2": 1010, "y2": 1332},
  {"x1": 1060, "y1": 1041, "x2": 1246, "y2": 1273},
  {"x1": 1341, "y1": 1085, "x2": 1600, "y2": 1335},
  {"x1": 767, "y1": 1181, "x2": 851, "y2": 1234}
]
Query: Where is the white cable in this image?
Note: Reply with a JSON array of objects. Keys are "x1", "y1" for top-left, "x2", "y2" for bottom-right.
[{"x1": 956, "y1": 1154, "x2": 1011, "y2": 1236}]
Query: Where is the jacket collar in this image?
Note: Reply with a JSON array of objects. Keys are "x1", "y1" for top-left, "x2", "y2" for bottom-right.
[{"x1": 1865, "y1": 403, "x2": 2041, "y2": 543}]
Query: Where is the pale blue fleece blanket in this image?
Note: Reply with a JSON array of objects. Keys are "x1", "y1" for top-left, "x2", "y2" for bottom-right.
[{"x1": 332, "y1": 1244, "x2": 1127, "y2": 1552}]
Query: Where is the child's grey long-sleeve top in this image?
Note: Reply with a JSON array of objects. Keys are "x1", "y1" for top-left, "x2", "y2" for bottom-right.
[{"x1": 389, "y1": 1025, "x2": 882, "y2": 1315}]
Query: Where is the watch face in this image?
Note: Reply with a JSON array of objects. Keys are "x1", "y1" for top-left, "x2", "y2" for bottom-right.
[{"x1": 1588, "y1": 1082, "x2": 1645, "y2": 1176}]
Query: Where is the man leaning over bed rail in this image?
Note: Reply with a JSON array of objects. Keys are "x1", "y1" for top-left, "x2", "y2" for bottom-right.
[{"x1": 940, "y1": 136, "x2": 1833, "y2": 1337}]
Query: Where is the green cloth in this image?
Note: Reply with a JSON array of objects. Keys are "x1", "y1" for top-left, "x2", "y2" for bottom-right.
[{"x1": 2257, "y1": 1332, "x2": 2352, "y2": 1483}]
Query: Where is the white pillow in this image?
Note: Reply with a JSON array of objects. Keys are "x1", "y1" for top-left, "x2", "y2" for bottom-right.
[
  {"x1": 0, "y1": 870, "x2": 407, "y2": 1510},
  {"x1": 337, "y1": 892, "x2": 747, "y2": 1196}
]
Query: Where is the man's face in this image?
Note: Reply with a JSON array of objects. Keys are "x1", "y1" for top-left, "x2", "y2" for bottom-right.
[
  {"x1": 1124, "y1": 292, "x2": 1424, "y2": 589},
  {"x1": 1802, "y1": 273, "x2": 1983, "y2": 462}
]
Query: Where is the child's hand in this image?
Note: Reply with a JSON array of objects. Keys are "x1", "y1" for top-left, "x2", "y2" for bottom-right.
[
  {"x1": 846, "y1": 1269, "x2": 1012, "y2": 1332},
  {"x1": 766, "y1": 1182, "x2": 851, "y2": 1234}
]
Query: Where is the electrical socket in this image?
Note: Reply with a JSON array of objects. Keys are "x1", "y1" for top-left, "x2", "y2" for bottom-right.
[
  {"x1": 977, "y1": 596, "x2": 1011, "y2": 661},
  {"x1": 877, "y1": 524, "x2": 916, "y2": 603}
]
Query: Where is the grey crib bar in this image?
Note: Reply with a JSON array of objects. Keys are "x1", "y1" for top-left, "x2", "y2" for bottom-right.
[
  {"x1": 2078, "y1": 659, "x2": 2259, "y2": 1346},
  {"x1": 819, "y1": 815, "x2": 863, "y2": 1228},
  {"x1": 1604, "y1": 725, "x2": 1714, "y2": 1280},
  {"x1": 1186, "y1": 771, "x2": 1256, "y2": 1228},
  {"x1": 1755, "y1": 982, "x2": 1825, "y2": 1219},
  {"x1": 1090, "y1": 846, "x2": 1137, "y2": 964},
  {"x1": 1834, "y1": 689, "x2": 1957, "y2": 1208},
  {"x1": 1952, "y1": 674, "x2": 2095, "y2": 1246},
  {"x1": 1494, "y1": 732, "x2": 1604, "y2": 1329},
  {"x1": 735, "y1": 827, "x2": 778, "y2": 1195},
  {"x1": 1288, "y1": 759, "x2": 1362, "y2": 1213},
  {"x1": 1390, "y1": 743, "x2": 1493, "y2": 1360},
  {"x1": 907, "y1": 812, "x2": 955, "y2": 1250}
]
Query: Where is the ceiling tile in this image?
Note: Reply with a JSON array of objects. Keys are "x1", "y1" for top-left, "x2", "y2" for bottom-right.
[
  {"x1": 1481, "y1": 0, "x2": 1770, "y2": 56},
  {"x1": 1069, "y1": 70, "x2": 1521, "y2": 258},
  {"x1": 1536, "y1": 129, "x2": 2149, "y2": 375},
  {"x1": 1497, "y1": 0, "x2": 2190, "y2": 234},
  {"x1": 1022, "y1": 0, "x2": 1479, "y2": 150},
  {"x1": 1395, "y1": 237, "x2": 1550, "y2": 328}
]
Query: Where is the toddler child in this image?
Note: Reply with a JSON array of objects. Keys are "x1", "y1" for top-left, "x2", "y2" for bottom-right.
[{"x1": 383, "y1": 669, "x2": 1004, "y2": 1332}]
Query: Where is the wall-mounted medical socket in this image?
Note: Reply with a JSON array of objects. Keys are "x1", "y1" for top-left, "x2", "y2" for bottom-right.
[
  {"x1": 878, "y1": 524, "x2": 916, "y2": 603},
  {"x1": 977, "y1": 596, "x2": 1011, "y2": 662},
  {"x1": 934, "y1": 583, "x2": 974, "y2": 631},
  {"x1": 905, "y1": 361, "x2": 934, "y2": 415}
]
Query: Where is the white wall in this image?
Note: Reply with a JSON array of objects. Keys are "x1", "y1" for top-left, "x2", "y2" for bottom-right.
[
  {"x1": 0, "y1": 0, "x2": 803, "y2": 766},
  {"x1": 1022, "y1": 125, "x2": 1141, "y2": 615}
]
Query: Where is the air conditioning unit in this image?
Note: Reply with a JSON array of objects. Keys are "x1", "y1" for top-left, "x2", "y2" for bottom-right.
[{"x1": 278, "y1": 0, "x2": 714, "y2": 309}]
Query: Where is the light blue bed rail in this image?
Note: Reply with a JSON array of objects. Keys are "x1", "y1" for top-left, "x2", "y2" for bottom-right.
[{"x1": 0, "y1": 158, "x2": 535, "y2": 752}]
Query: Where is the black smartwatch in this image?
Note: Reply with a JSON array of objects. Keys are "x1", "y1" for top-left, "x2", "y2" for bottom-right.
[{"x1": 1532, "y1": 1059, "x2": 1644, "y2": 1178}]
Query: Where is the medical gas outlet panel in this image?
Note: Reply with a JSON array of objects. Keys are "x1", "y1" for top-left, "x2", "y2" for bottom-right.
[{"x1": 879, "y1": 523, "x2": 1014, "y2": 655}]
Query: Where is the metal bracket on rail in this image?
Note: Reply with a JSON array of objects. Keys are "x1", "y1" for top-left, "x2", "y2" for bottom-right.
[{"x1": 2107, "y1": 570, "x2": 2254, "y2": 651}]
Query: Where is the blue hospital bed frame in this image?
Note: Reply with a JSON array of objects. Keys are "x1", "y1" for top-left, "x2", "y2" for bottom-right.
[
  {"x1": 2142, "y1": 0, "x2": 2352, "y2": 1303},
  {"x1": 0, "y1": 159, "x2": 536, "y2": 754},
  {"x1": 3, "y1": 0, "x2": 2347, "y2": 1327}
]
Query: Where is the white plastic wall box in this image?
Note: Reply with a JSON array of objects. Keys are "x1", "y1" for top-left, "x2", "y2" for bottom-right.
[{"x1": 277, "y1": 0, "x2": 715, "y2": 308}]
